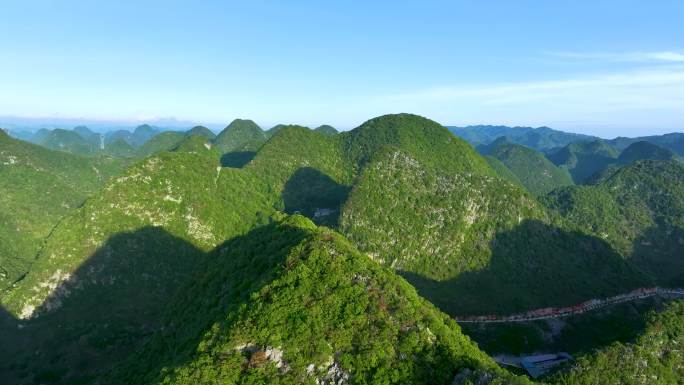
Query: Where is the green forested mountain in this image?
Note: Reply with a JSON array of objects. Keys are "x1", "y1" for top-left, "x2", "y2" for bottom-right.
[
  {"x1": 0, "y1": 146, "x2": 274, "y2": 383},
  {"x1": 105, "y1": 124, "x2": 161, "y2": 147},
  {"x1": 544, "y1": 160, "x2": 684, "y2": 286},
  {"x1": 548, "y1": 140, "x2": 619, "y2": 184},
  {"x1": 548, "y1": 300, "x2": 684, "y2": 385},
  {"x1": 185, "y1": 125, "x2": 216, "y2": 139},
  {"x1": 134, "y1": 127, "x2": 217, "y2": 157},
  {"x1": 338, "y1": 121, "x2": 643, "y2": 316},
  {"x1": 236, "y1": 114, "x2": 648, "y2": 316},
  {"x1": 214, "y1": 119, "x2": 267, "y2": 153},
  {"x1": 172, "y1": 134, "x2": 217, "y2": 153},
  {"x1": 104, "y1": 138, "x2": 136, "y2": 157},
  {"x1": 7, "y1": 129, "x2": 37, "y2": 142},
  {"x1": 549, "y1": 140, "x2": 679, "y2": 185},
  {"x1": 1, "y1": 114, "x2": 682, "y2": 384},
  {"x1": 73, "y1": 125, "x2": 100, "y2": 142},
  {"x1": 0, "y1": 121, "x2": 528, "y2": 383},
  {"x1": 484, "y1": 155, "x2": 524, "y2": 186},
  {"x1": 129, "y1": 124, "x2": 160, "y2": 146},
  {"x1": 0, "y1": 130, "x2": 127, "y2": 292},
  {"x1": 108, "y1": 216, "x2": 527, "y2": 385},
  {"x1": 314, "y1": 124, "x2": 338, "y2": 135},
  {"x1": 105, "y1": 129, "x2": 135, "y2": 145},
  {"x1": 617, "y1": 140, "x2": 678, "y2": 164},
  {"x1": 32, "y1": 128, "x2": 52, "y2": 143},
  {"x1": 38, "y1": 128, "x2": 100, "y2": 155},
  {"x1": 480, "y1": 138, "x2": 574, "y2": 195},
  {"x1": 450, "y1": 125, "x2": 684, "y2": 159},
  {"x1": 608, "y1": 132, "x2": 684, "y2": 156},
  {"x1": 265, "y1": 124, "x2": 287, "y2": 138},
  {"x1": 448, "y1": 125, "x2": 598, "y2": 151},
  {"x1": 8, "y1": 124, "x2": 170, "y2": 157},
  {"x1": 135, "y1": 131, "x2": 186, "y2": 157}
]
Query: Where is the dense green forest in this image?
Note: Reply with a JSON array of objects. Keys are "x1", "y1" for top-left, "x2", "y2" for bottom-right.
[
  {"x1": 107, "y1": 216, "x2": 528, "y2": 385},
  {"x1": 547, "y1": 140, "x2": 618, "y2": 184},
  {"x1": 547, "y1": 300, "x2": 684, "y2": 385},
  {"x1": 1, "y1": 114, "x2": 683, "y2": 384},
  {"x1": 0, "y1": 131, "x2": 128, "y2": 292},
  {"x1": 479, "y1": 137, "x2": 574, "y2": 195}
]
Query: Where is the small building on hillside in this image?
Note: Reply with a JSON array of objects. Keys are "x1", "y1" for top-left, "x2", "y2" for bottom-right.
[
  {"x1": 521, "y1": 353, "x2": 572, "y2": 378},
  {"x1": 314, "y1": 208, "x2": 334, "y2": 218}
]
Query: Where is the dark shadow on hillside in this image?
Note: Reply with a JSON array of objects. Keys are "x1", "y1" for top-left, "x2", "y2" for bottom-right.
[
  {"x1": 105, "y1": 222, "x2": 309, "y2": 384},
  {"x1": 459, "y1": 295, "x2": 659, "y2": 357},
  {"x1": 0, "y1": 227, "x2": 206, "y2": 384},
  {"x1": 0, "y1": 222, "x2": 308, "y2": 385},
  {"x1": 568, "y1": 156, "x2": 616, "y2": 184},
  {"x1": 282, "y1": 167, "x2": 350, "y2": 227},
  {"x1": 631, "y1": 225, "x2": 684, "y2": 287},
  {"x1": 220, "y1": 151, "x2": 256, "y2": 168},
  {"x1": 395, "y1": 219, "x2": 657, "y2": 357},
  {"x1": 399, "y1": 219, "x2": 651, "y2": 318}
]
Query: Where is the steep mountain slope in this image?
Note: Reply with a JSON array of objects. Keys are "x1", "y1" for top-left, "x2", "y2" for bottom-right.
[
  {"x1": 172, "y1": 134, "x2": 217, "y2": 153},
  {"x1": 617, "y1": 141, "x2": 677, "y2": 164},
  {"x1": 32, "y1": 128, "x2": 52, "y2": 143},
  {"x1": 73, "y1": 125, "x2": 100, "y2": 142},
  {"x1": 481, "y1": 138, "x2": 574, "y2": 195},
  {"x1": 548, "y1": 300, "x2": 684, "y2": 385},
  {"x1": 17, "y1": 124, "x2": 167, "y2": 156},
  {"x1": 108, "y1": 216, "x2": 527, "y2": 385},
  {"x1": 244, "y1": 114, "x2": 646, "y2": 315},
  {"x1": 0, "y1": 147, "x2": 275, "y2": 382},
  {"x1": 484, "y1": 155, "x2": 523, "y2": 186},
  {"x1": 0, "y1": 129, "x2": 530, "y2": 384},
  {"x1": 214, "y1": 119, "x2": 267, "y2": 153},
  {"x1": 340, "y1": 146, "x2": 541, "y2": 280},
  {"x1": 3, "y1": 113, "x2": 675, "y2": 383},
  {"x1": 105, "y1": 129, "x2": 135, "y2": 145},
  {"x1": 608, "y1": 132, "x2": 684, "y2": 156},
  {"x1": 104, "y1": 138, "x2": 136, "y2": 157},
  {"x1": 344, "y1": 114, "x2": 491, "y2": 173},
  {"x1": 314, "y1": 124, "x2": 338, "y2": 135},
  {"x1": 6, "y1": 129, "x2": 36, "y2": 142},
  {"x1": 185, "y1": 125, "x2": 216, "y2": 139},
  {"x1": 543, "y1": 160, "x2": 684, "y2": 286},
  {"x1": 105, "y1": 124, "x2": 161, "y2": 147},
  {"x1": 135, "y1": 128, "x2": 218, "y2": 157},
  {"x1": 1, "y1": 149, "x2": 271, "y2": 318},
  {"x1": 39, "y1": 128, "x2": 99, "y2": 155},
  {"x1": 548, "y1": 140, "x2": 618, "y2": 184},
  {"x1": 129, "y1": 124, "x2": 160, "y2": 146},
  {"x1": 265, "y1": 124, "x2": 286, "y2": 138},
  {"x1": 136, "y1": 131, "x2": 185, "y2": 157},
  {"x1": 0, "y1": 131, "x2": 127, "y2": 291},
  {"x1": 339, "y1": 145, "x2": 644, "y2": 316},
  {"x1": 449, "y1": 125, "x2": 598, "y2": 151}
]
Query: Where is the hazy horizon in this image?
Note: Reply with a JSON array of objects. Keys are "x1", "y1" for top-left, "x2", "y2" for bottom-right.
[{"x1": 1, "y1": 113, "x2": 681, "y2": 140}]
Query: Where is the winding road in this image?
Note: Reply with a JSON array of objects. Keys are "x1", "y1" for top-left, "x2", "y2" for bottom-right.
[{"x1": 455, "y1": 287, "x2": 684, "y2": 323}]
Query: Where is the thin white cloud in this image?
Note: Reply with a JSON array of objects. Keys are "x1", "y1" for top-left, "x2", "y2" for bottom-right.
[
  {"x1": 378, "y1": 66, "x2": 684, "y2": 136},
  {"x1": 549, "y1": 51, "x2": 684, "y2": 63},
  {"x1": 386, "y1": 67, "x2": 684, "y2": 106}
]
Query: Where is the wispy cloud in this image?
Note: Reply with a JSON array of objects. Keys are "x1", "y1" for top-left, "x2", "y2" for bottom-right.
[
  {"x1": 549, "y1": 51, "x2": 684, "y2": 63},
  {"x1": 379, "y1": 66, "x2": 684, "y2": 135},
  {"x1": 386, "y1": 67, "x2": 684, "y2": 106}
]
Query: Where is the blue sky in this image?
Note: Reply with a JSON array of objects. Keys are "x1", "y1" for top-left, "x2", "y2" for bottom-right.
[{"x1": 1, "y1": 1, "x2": 683, "y2": 136}]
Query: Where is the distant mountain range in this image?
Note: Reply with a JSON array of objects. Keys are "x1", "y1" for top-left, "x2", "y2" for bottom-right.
[
  {"x1": 448, "y1": 124, "x2": 684, "y2": 156},
  {"x1": 448, "y1": 125, "x2": 682, "y2": 186},
  {"x1": 448, "y1": 125, "x2": 599, "y2": 151},
  {"x1": 6, "y1": 121, "x2": 339, "y2": 159}
]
